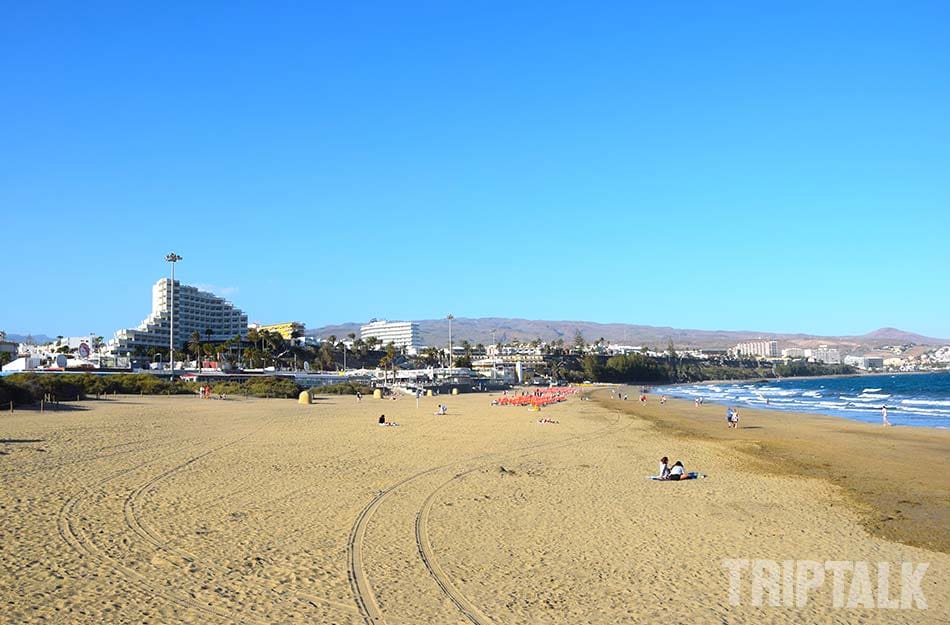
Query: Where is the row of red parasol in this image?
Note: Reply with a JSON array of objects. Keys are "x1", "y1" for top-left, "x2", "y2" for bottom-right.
[{"x1": 494, "y1": 387, "x2": 579, "y2": 407}]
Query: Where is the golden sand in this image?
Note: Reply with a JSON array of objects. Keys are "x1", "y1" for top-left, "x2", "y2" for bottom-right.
[{"x1": 1, "y1": 391, "x2": 947, "y2": 624}]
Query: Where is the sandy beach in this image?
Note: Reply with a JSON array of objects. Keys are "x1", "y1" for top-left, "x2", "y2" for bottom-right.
[{"x1": 1, "y1": 391, "x2": 947, "y2": 624}]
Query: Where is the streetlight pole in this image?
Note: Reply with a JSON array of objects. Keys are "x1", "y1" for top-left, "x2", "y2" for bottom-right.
[
  {"x1": 165, "y1": 253, "x2": 182, "y2": 376},
  {"x1": 447, "y1": 314, "x2": 454, "y2": 368},
  {"x1": 491, "y1": 328, "x2": 497, "y2": 381}
]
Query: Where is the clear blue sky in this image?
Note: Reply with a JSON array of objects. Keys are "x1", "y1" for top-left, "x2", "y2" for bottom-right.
[{"x1": 3, "y1": 2, "x2": 949, "y2": 339}]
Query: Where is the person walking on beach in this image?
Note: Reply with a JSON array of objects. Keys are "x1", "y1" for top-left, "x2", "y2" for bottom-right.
[{"x1": 881, "y1": 405, "x2": 890, "y2": 426}]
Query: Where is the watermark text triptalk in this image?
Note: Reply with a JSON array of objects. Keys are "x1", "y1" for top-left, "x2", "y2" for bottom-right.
[{"x1": 722, "y1": 560, "x2": 928, "y2": 609}]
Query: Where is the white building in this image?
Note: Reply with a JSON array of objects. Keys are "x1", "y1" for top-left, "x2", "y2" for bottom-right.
[
  {"x1": 0, "y1": 331, "x2": 17, "y2": 362},
  {"x1": 487, "y1": 344, "x2": 543, "y2": 357},
  {"x1": 2, "y1": 356, "x2": 44, "y2": 372},
  {"x1": 808, "y1": 346, "x2": 841, "y2": 365},
  {"x1": 359, "y1": 319, "x2": 423, "y2": 354},
  {"x1": 733, "y1": 340, "x2": 778, "y2": 358},
  {"x1": 844, "y1": 356, "x2": 885, "y2": 370},
  {"x1": 107, "y1": 278, "x2": 248, "y2": 355},
  {"x1": 782, "y1": 347, "x2": 806, "y2": 358}
]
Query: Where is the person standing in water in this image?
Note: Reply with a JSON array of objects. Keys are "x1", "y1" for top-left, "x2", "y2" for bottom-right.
[{"x1": 881, "y1": 405, "x2": 890, "y2": 426}]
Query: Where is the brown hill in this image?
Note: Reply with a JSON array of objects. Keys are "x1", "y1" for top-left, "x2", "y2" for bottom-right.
[{"x1": 307, "y1": 319, "x2": 948, "y2": 350}]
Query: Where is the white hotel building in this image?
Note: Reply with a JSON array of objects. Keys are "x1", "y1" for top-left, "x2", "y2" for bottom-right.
[
  {"x1": 733, "y1": 340, "x2": 779, "y2": 358},
  {"x1": 107, "y1": 278, "x2": 248, "y2": 355},
  {"x1": 360, "y1": 319, "x2": 423, "y2": 354}
]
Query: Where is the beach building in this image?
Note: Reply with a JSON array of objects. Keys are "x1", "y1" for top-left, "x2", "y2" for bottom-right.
[
  {"x1": 0, "y1": 332, "x2": 18, "y2": 364},
  {"x1": 257, "y1": 322, "x2": 305, "y2": 341},
  {"x1": 782, "y1": 347, "x2": 806, "y2": 358},
  {"x1": 843, "y1": 356, "x2": 885, "y2": 371},
  {"x1": 0, "y1": 331, "x2": 17, "y2": 352},
  {"x1": 359, "y1": 320, "x2": 423, "y2": 354},
  {"x1": 106, "y1": 278, "x2": 248, "y2": 355},
  {"x1": 487, "y1": 344, "x2": 544, "y2": 357},
  {"x1": 808, "y1": 346, "x2": 841, "y2": 364},
  {"x1": 733, "y1": 340, "x2": 778, "y2": 358},
  {"x1": 2, "y1": 356, "x2": 44, "y2": 372}
]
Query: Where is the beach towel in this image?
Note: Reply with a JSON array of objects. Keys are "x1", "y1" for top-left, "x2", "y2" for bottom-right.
[{"x1": 646, "y1": 472, "x2": 706, "y2": 480}]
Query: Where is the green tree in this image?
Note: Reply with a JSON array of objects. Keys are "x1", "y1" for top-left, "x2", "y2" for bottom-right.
[
  {"x1": 420, "y1": 347, "x2": 441, "y2": 367},
  {"x1": 318, "y1": 342, "x2": 335, "y2": 370},
  {"x1": 667, "y1": 339, "x2": 679, "y2": 381},
  {"x1": 573, "y1": 330, "x2": 586, "y2": 353},
  {"x1": 189, "y1": 331, "x2": 202, "y2": 363},
  {"x1": 546, "y1": 359, "x2": 567, "y2": 382},
  {"x1": 247, "y1": 328, "x2": 260, "y2": 352},
  {"x1": 581, "y1": 354, "x2": 603, "y2": 381}
]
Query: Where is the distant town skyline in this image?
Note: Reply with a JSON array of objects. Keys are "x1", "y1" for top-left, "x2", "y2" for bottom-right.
[{"x1": 3, "y1": 3, "x2": 948, "y2": 338}]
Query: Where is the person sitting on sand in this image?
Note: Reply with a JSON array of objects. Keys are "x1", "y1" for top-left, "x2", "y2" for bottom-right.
[
  {"x1": 668, "y1": 461, "x2": 700, "y2": 480},
  {"x1": 537, "y1": 417, "x2": 559, "y2": 424},
  {"x1": 379, "y1": 414, "x2": 386, "y2": 425},
  {"x1": 659, "y1": 456, "x2": 670, "y2": 480},
  {"x1": 434, "y1": 404, "x2": 447, "y2": 415}
]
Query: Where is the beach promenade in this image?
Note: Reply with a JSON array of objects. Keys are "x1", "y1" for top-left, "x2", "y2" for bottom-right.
[{"x1": 1, "y1": 392, "x2": 947, "y2": 624}]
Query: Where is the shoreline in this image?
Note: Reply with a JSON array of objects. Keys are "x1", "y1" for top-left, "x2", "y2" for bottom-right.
[
  {"x1": 665, "y1": 368, "x2": 947, "y2": 385},
  {"x1": 596, "y1": 388, "x2": 950, "y2": 554},
  {"x1": 653, "y1": 370, "x2": 949, "y2": 430}
]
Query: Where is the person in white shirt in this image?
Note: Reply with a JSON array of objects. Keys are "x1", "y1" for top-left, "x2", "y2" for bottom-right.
[
  {"x1": 659, "y1": 457, "x2": 670, "y2": 479},
  {"x1": 668, "y1": 461, "x2": 697, "y2": 480}
]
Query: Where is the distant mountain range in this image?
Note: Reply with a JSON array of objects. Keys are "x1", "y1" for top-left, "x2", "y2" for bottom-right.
[
  {"x1": 8, "y1": 322, "x2": 945, "y2": 353},
  {"x1": 306, "y1": 319, "x2": 949, "y2": 352}
]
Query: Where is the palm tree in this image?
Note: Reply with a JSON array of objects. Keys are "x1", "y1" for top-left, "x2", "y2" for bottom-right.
[
  {"x1": 247, "y1": 328, "x2": 260, "y2": 352},
  {"x1": 546, "y1": 359, "x2": 566, "y2": 383},
  {"x1": 318, "y1": 342, "x2": 335, "y2": 370},
  {"x1": 189, "y1": 331, "x2": 202, "y2": 365},
  {"x1": 243, "y1": 347, "x2": 257, "y2": 368}
]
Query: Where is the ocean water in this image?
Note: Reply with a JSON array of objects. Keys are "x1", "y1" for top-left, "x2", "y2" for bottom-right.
[{"x1": 657, "y1": 371, "x2": 950, "y2": 428}]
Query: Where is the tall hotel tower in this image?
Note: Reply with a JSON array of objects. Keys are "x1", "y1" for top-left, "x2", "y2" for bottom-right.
[{"x1": 107, "y1": 278, "x2": 248, "y2": 355}]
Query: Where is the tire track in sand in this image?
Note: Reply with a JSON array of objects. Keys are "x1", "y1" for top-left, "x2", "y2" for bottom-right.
[
  {"x1": 122, "y1": 434, "x2": 362, "y2": 616},
  {"x1": 57, "y1": 423, "x2": 277, "y2": 624},
  {"x1": 348, "y1": 408, "x2": 625, "y2": 625},
  {"x1": 414, "y1": 411, "x2": 627, "y2": 625}
]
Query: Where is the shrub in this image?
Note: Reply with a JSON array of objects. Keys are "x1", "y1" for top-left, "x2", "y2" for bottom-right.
[{"x1": 309, "y1": 382, "x2": 374, "y2": 395}]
